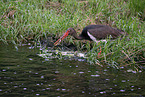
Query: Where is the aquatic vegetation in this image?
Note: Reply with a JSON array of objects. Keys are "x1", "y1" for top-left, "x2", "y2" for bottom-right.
[{"x1": 0, "y1": 0, "x2": 145, "y2": 69}]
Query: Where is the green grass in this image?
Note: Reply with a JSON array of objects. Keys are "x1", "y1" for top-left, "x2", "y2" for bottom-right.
[{"x1": 0, "y1": 0, "x2": 145, "y2": 69}]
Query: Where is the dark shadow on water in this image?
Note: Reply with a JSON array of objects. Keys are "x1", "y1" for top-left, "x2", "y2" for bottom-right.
[{"x1": 0, "y1": 43, "x2": 145, "y2": 97}]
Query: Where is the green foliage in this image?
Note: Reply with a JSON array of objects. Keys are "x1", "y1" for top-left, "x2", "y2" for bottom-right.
[
  {"x1": 0, "y1": 0, "x2": 144, "y2": 69},
  {"x1": 128, "y1": 0, "x2": 145, "y2": 19}
]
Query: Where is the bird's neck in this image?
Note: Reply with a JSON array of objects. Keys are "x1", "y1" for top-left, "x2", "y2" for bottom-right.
[{"x1": 73, "y1": 33, "x2": 84, "y2": 40}]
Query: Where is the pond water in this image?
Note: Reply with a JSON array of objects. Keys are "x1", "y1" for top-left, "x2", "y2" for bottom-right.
[{"x1": 0, "y1": 43, "x2": 145, "y2": 97}]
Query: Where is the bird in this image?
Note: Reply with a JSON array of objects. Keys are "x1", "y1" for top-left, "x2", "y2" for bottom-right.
[{"x1": 54, "y1": 25, "x2": 128, "y2": 46}]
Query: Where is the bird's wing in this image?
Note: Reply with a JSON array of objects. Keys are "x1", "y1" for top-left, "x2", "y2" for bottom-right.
[{"x1": 87, "y1": 27, "x2": 121, "y2": 40}]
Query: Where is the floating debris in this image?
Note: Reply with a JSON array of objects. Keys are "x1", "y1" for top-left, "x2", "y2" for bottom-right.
[{"x1": 37, "y1": 49, "x2": 87, "y2": 61}]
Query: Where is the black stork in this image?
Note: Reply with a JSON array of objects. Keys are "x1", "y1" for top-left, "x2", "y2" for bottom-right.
[{"x1": 54, "y1": 25, "x2": 127, "y2": 46}]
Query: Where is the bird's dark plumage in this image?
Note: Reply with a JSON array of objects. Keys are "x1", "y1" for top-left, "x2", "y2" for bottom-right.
[{"x1": 79, "y1": 25, "x2": 126, "y2": 40}]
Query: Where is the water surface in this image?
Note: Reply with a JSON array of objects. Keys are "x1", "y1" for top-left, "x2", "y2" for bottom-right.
[{"x1": 0, "y1": 43, "x2": 145, "y2": 97}]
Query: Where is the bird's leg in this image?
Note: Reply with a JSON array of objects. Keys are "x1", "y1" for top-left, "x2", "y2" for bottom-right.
[
  {"x1": 96, "y1": 40, "x2": 107, "y2": 56},
  {"x1": 96, "y1": 42, "x2": 102, "y2": 57},
  {"x1": 98, "y1": 46, "x2": 102, "y2": 56},
  {"x1": 95, "y1": 39, "x2": 107, "y2": 57}
]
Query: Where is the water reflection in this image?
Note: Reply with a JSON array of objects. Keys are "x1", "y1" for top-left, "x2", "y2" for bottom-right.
[{"x1": 0, "y1": 43, "x2": 145, "y2": 97}]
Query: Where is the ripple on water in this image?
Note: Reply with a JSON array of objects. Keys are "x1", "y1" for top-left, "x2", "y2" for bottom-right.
[
  {"x1": 120, "y1": 89, "x2": 125, "y2": 92},
  {"x1": 79, "y1": 72, "x2": 84, "y2": 74},
  {"x1": 121, "y1": 80, "x2": 126, "y2": 82},
  {"x1": 36, "y1": 94, "x2": 40, "y2": 96},
  {"x1": 91, "y1": 74, "x2": 100, "y2": 77},
  {"x1": 41, "y1": 76, "x2": 44, "y2": 78},
  {"x1": 100, "y1": 91, "x2": 106, "y2": 94}
]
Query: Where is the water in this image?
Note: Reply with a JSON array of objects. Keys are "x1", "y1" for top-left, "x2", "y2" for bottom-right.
[{"x1": 0, "y1": 43, "x2": 145, "y2": 97}]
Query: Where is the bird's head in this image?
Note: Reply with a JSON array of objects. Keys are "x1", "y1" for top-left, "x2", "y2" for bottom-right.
[
  {"x1": 67, "y1": 28, "x2": 76, "y2": 36},
  {"x1": 54, "y1": 28, "x2": 76, "y2": 46}
]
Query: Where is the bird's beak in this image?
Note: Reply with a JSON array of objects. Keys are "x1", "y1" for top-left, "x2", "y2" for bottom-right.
[{"x1": 54, "y1": 30, "x2": 70, "y2": 46}]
